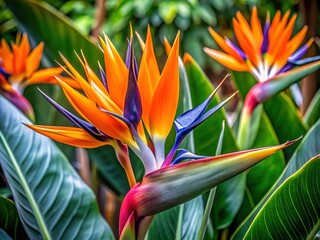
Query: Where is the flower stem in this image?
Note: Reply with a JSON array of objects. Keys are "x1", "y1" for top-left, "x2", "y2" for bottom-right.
[{"x1": 114, "y1": 141, "x2": 136, "y2": 188}]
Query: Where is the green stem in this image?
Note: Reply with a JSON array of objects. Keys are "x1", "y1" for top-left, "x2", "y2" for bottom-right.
[
  {"x1": 0, "y1": 132, "x2": 52, "y2": 240},
  {"x1": 196, "y1": 188, "x2": 216, "y2": 240},
  {"x1": 175, "y1": 204, "x2": 184, "y2": 240},
  {"x1": 197, "y1": 121, "x2": 225, "y2": 240},
  {"x1": 307, "y1": 219, "x2": 320, "y2": 240}
]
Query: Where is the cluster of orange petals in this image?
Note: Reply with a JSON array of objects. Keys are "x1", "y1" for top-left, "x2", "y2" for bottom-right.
[
  {"x1": 0, "y1": 33, "x2": 79, "y2": 93},
  {"x1": 28, "y1": 28, "x2": 180, "y2": 153},
  {"x1": 205, "y1": 7, "x2": 313, "y2": 81}
]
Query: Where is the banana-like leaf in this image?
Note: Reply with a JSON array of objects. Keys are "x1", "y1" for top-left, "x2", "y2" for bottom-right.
[
  {"x1": 243, "y1": 154, "x2": 320, "y2": 239},
  {"x1": 0, "y1": 228, "x2": 12, "y2": 240},
  {"x1": 0, "y1": 196, "x2": 26, "y2": 239},
  {"x1": 5, "y1": 0, "x2": 103, "y2": 72},
  {"x1": 148, "y1": 57, "x2": 204, "y2": 240},
  {"x1": 304, "y1": 89, "x2": 320, "y2": 127},
  {"x1": 0, "y1": 97, "x2": 114, "y2": 239},
  {"x1": 184, "y1": 54, "x2": 243, "y2": 229},
  {"x1": 232, "y1": 119, "x2": 320, "y2": 239}
]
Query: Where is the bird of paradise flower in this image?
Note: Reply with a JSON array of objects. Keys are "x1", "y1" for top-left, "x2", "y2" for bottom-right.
[
  {"x1": 205, "y1": 7, "x2": 320, "y2": 148},
  {"x1": 26, "y1": 28, "x2": 297, "y2": 239},
  {"x1": 0, "y1": 33, "x2": 79, "y2": 120}
]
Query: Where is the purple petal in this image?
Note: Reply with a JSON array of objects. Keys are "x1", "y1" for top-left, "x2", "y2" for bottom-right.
[
  {"x1": 0, "y1": 66, "x2": 10, "y2": 80},
  {"x1": 123, "y1": 41, "x2": 142, "y2": 128},
  {"x1": 260, "y1": 17, "x2": 270, "y2": 54},
  {"x1": 225, "y1": 37, "x2": 247, "y2": 60},
  {"x1": 99, "y1": 63, "x2": 108, "y2": 92},
  {"x1": 39, "y1": 89, "x2": 110, "y2": 141},
  {"x1": 171, "y1": 149, "x2": 208, "y2": 165}
]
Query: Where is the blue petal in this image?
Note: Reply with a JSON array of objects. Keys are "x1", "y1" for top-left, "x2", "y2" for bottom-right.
[
  {"x1": 288, "y1": 56, "x2": 320, "y2": 66},
  {"x1": 39, "y1": 89, "x2": 110, "y2": 141},
  {"x1": 99, "y1": 63, "x2": 108, "y2": 92},
  {"x1": 260, "y1": 21, "x2": 270, "y2": 54},
  {"x1": 163, "y1": 80, "x2": 236, "y2": 167},
  {"x1": 123, "y1": 41, "x2": 142, "y2": 128},
  {"x1": 171, "y1": 149, "x2": 208, "y2": 165},
  {"x1": 0, "y1": 66, "x2": 10, "y2": 80},
  {"x1": 225, "y1": 37, "x2": 247, "y2": 60}
]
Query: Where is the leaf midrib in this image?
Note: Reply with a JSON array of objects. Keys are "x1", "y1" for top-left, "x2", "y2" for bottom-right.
[{"x1": 0, "y1": 132, "x2": 52, "y2": 240}]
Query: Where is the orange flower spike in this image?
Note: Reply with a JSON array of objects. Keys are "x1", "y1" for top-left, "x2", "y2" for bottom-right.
[
  {"x1": 232, "y1": 18, "x2": 259, "y2": 67},
  {"x1": 272, "y1": 14, "x2": 297, "y2": 62},
  {"x1": 206, "y1": 7, "x2": 319, "y2": 83},
  {"x1": 268, "y1": 11, "x2": 291, "y2": 60},
  {"x1": 204, "y1": 48, "x2": 249, "y2": 71},
  {"x1": 57, "y1": 79, "x2": 133, "y2": 145},
  {"x1": 99, "y1": 35, "x2": 128, "y2": 109},
  {"x1": 138, "y1": 57, "x2": 153, "y2": 131},
  {"x1": 286, "y1": 26, "x2": 308, "y2": 56},
  {"x1": 149, "y1": 32, "x2": 180, "y2": 163},
  {"x1": 13, "y1": 35, "x2": 28, "y2": 75},
  {"x1": 26, "y1": 42, "x2": 44, "y2": 77},
  {"x1": 208, "y1": 27, "x2": 244, "y2": 62},
  {"x1": 26, "y1": 125, "x2": 109, "y2": 148},
  {"x1": 144, "y1": 27, "x2": 161, "y2": 88},
  {"x1": 0, "y1": 40, "x2": 13, "y2": 73},
  {"x1": 250, "y1": 7, "x2": 263, "y2": 47}
]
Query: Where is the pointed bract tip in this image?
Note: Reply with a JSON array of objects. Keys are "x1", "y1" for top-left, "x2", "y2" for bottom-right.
[
  {"x1": 183, "y1": 53, "x2": 194, "y2": 64},
  {"x1": 283, "y1": 136, "x2": 303, "y2": 147},
  {"x1": 163, "y1": 37, "x2": 171, "y2": 55},
  {"x1": 266, "y1": 11, "x2": 270, "y2": 23}
]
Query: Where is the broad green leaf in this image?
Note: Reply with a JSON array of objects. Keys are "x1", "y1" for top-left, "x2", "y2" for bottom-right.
[
  {"x1": 0, "y1": 188, "x2": 11, "y2": 198},
  {"x1": 184, "y1": 54, "x2": 243, "y2": 230},
  {"x1": 243, "y1": 155, "x2": 320, "y2": 240},
  {"x1": 0, "y1": 196, "x2": 26, "y2": 239},
  {"x1": 148, "y1": 57, "x2": 204, "y2": 240},
  {"x1": 304, "y1": 89, "x2": 320, "y2": 127},
  {"x1": 186, "y1": 56, "x2": 238, "y2": 155},
  {"x1": 5, "y1": 0, "x2": 103, "y2": 72},
  {"x1": 233, "y1": 113, "x2": 286, "y2": 227},
  {"x1": 232, "y1": 119, "x2": 320, "y2": 239},
  {"x1": 232, "y1": 71, "x2": 307, "y2": 159},
  {"x1": 0, "y1": 228, "x2": 12, "y2": 240},
  {"x1": 263, "y1": 93, "x2": 307, "y2": 158},
  {"x1": 0, "y1": 97, "x2": 114, "y2": 239}
]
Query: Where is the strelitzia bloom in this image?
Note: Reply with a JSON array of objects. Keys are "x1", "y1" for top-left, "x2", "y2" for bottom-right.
[
  {"x1": 0, "y1": 33, "x2": 79, "y2": 120},
  {"x1": 26, "y1": 29, "x2": 297, "y2": 239},
  {"x1": 205, "y1": 7, "x2": 320, "y2": 148},
  {"x1": 205, "y1": 7, "x2": 320, "y2": 111}
]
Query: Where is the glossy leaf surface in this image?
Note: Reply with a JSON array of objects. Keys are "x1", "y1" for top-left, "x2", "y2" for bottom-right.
[
  {"x1": 243, "y1": 155, "x2": 320, "y2": 239},
  {"x1": 233, "y1": 119, "x2": 320, "y2": 239},
  {"x1": 0, "y1": 97, "x2": 114, "y2": 239}
]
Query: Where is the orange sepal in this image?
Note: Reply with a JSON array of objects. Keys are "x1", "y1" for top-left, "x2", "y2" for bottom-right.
[
  {"x1": 0, "y1": 40, "x2": 14, "y2": 74},
  {"x1": 12, "y1": 34, "x2": 30, "y2": 75},
  {"x1": 99, "y1": 35, "x2": 128, "y2": 109},
  {"x1": 250, "y1": 7, "x2": 263, "y2": 47},
  {"x1": 208, "y1": 27, "x2": 244, "y2": 62},
  {"x1": 204, "y1": 47, "x2": 249, "y2": 71},
  {"x1": 286, "y1": 26, "x2": 308, "y2": 55},
  {"x1": 144, "y1": 27, "x2": 160, "y2": 88},
  {"x1": 25, "y1": 67, "x2": 62, "y2": 86},
  {"x1": 138, "y1": 57, "x2": 153, "y2": 132},
  {"x1": 25, "y1": 125, "x2": 109, "y2": 148},
  {"x1": 26, "y1": 42, "x2": 44, "y2": 77},
  {"x1": 233, "y1": 18, "x2": 259, "y2": 67},
  {"x1": 57, "y1": 79, "x2": 133, "y2": 144},
  {"x1": 149, "y1": 32, "x2": 180, "y2": 139}
]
